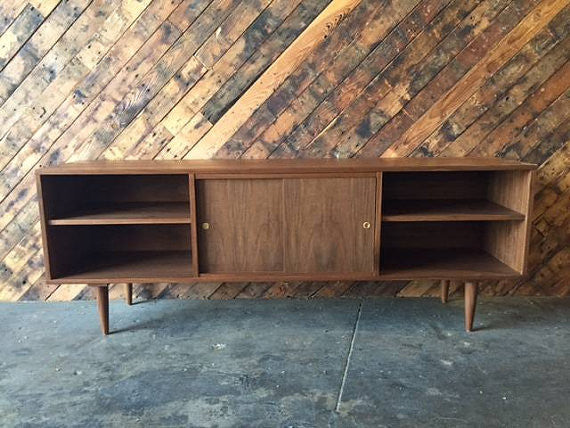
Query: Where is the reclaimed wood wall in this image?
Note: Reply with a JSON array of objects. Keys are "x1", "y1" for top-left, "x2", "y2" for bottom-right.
[{"x1": 0, "y1": 0, "x2": 568, "y2": 302}]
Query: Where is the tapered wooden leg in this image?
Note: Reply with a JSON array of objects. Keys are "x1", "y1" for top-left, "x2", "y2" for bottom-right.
[
  {"x1": 95, "y1": 285, "x2": 109, "y2": 335},
  {"x1": 464, "y1": 282, "x2": 478, "y2": 332},
  {"x1": 441, "y1": 280, "x2": 450, "y2": 304},
  {"x1": 125, "y1": 283, "x2": 133, "y2": 305}
]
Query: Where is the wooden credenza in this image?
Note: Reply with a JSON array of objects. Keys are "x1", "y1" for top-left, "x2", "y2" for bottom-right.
[{"x1": 36, "y1": 159, "x2": 535, "y2": 334}]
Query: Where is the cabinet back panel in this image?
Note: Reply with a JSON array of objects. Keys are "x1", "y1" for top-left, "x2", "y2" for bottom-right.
[
  {"x1": 50, "y1": 225, "x2": 191, "y2": 252},
  {"x1": 381, "y1": 222, "x2": 484, "y2": 249},
  {"x1": 383, "y1": 172, "x2": 488, "y2": 200},
  {"x1": 42, "y1": 175, "x2": 190, "y2": 218}
]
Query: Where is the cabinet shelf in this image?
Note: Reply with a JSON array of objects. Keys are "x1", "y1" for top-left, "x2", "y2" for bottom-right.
[
  {"x1": 380, "y1": 248, "x2": 519, "y2": 279},
  {"x1": 52, "y1": 251, "x2": 193, "y2": 281},
  {"x1": 49, "y1": 202, "x2": 191, "y2": 225},
  {"x1": 382, "y1": 199, "x2": 524, "y2": 222}
]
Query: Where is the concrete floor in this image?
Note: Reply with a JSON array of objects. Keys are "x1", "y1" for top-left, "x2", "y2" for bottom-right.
[{"x1": 0, "y1": 297, "x2": 569, "y2": 427}]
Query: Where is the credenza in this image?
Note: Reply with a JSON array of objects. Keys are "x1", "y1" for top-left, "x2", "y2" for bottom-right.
[{"x1": 36, "y1": 158, "x2": 535, "y2": 335}]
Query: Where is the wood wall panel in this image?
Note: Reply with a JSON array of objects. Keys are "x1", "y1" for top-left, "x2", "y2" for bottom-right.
[{"x1": 0, "y1": 0, "x2": 568, "y2": 301}]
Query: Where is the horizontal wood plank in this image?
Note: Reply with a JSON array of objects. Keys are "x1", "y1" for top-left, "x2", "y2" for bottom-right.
[
  {"x1": 48, "y1": 202, "x2": 191, "y2": 225},
  {"x1": 382, "y1": 199, "x2": 526, "y2": 222}
]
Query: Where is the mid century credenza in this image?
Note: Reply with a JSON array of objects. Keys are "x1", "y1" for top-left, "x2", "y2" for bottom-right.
[{"x1": 36, "y1": 158, "x2": 535, "y2": 335}]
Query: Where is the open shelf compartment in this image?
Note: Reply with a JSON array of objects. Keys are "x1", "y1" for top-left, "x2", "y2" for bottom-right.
[
  {"x1": 382, "y1": 171, "x2": 530, "y2": 222},
  {"x1": 45, "y1": 224, "x2": 193, "y2": 281},
  {"x1": 379, "y1": 221, "x2": 523, "y2": 279},
  {"x1": 41, "y1": 174, "x2": 191, "y2": 225}
]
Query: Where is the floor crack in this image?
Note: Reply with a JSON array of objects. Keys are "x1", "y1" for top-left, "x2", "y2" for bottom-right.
[{"x1": 335, "y1": 300, "x2": 363, "y2": 413}]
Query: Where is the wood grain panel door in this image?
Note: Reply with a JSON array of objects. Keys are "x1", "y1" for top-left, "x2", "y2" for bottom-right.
[
  {"x1": 284, "y1": 177, "x2": 376, "y2": 273},
  {"x1": 197, "y1": 179, "x2": 284, "y2": 273}
]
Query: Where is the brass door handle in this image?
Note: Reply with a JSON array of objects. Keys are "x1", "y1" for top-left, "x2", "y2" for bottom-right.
[
  {"x1": 201, "y1": 222, "x2": 210, "y2": 230},
  {"x1": 362, "y1": 221, "x2": 371, "y2": 229}
]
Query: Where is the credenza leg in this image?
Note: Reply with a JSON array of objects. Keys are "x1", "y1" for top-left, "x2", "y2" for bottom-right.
[
  {"x1": 94, "y1": 285, "x2": 109, "y2": 335},
  {"x1": 464, "y1": 282, "x2": 478, "y2": 332},
  {"x1": 125, "y1": 283, "x2": 133, "y2": 305},
  {"x1": 441, "y1": 280, "x2": 450, "y2": 303}
]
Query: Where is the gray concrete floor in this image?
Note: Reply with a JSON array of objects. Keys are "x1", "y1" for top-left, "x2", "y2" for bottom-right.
[{"x1": 0, "y1": 297, "x2": 569, "y2": 427}]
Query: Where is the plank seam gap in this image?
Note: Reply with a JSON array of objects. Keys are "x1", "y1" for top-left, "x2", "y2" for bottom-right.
[
  {"x1": 206, "y1": 282, "x2": 224, "y2": 299},
  {"x1": 335, "y1": 299, "x2": 362, "y2": 413},
  {"x1": 0, "y1": 6, "x2": 24, "y2": 39}
]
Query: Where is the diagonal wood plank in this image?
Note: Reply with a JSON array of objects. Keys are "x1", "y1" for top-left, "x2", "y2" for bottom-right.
[
  {"x1": 381, "y1": 0, "x2": 569, "y2": 157},
  {"x1": 185, "y1": 0, "x2": 363, "y2": 159}
]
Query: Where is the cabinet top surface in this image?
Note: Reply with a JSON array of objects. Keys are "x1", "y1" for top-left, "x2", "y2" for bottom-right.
[{"x1": 37, "y1": 158, "x2": 536, "y2": 174}]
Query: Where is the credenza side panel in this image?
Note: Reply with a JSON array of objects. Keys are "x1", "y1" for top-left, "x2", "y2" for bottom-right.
[
  {"x1": 197, "y1": 179, "x2": 284, "y2": 273},
  {"x1": 484, "y1": 170, "x2": 534, "y2": 274},
  {"x1": 36, "y1": 175, "x2": 53, "y2": 280},
  {"x1": 283, "y1": 177, "x2": 376, "y2": 273}
]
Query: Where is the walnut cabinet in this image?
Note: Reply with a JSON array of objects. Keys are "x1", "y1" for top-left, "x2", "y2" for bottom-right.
[{"x1": 36, "y1": 159, "x2": 535, "y2": 334}]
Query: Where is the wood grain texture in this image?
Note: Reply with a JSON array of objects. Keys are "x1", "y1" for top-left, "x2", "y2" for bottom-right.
[
  {"x1": 185, "y1": 0, "x2": 363, "y2": 159},
  {"x1": 382, "y1": 200, "x2": 525, "y2": 222},
  {"x1": 197, "y1": 178, "x2": 284, "y2": 273},
  {"x1": 484, "y1": 170, "x2": 534, "y2": 273},
  {"x1": 94, "y1": 285, "x2": 109, "y2": 334},
  {"x1": 0, "y1": 0, "x2": 568, "y2": 301},
  {"x1": 284, "y1": 177, "x2": 376, "y2": 273},
  {"x1": 47, "y1": 202, "x2": 192, "y2": 225},
  {"x1": 464, "y1": 281, "x2": 478, "y2": 332}
]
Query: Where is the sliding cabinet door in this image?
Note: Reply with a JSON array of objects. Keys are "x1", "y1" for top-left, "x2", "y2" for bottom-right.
[
  {"x1": 284, "y1": 177, "x2": 376, "y2": 273},
  {"x1": 197, "y1": 179, "x2": 284, "y2": 273}
]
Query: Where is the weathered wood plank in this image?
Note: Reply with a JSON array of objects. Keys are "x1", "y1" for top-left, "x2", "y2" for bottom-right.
[
  {"x1": 0, "y1": 1, "x2": 28, "y2": 37},
  {"x1": 28, "y1": 0, "x2": 60, "y2": 16},
  {"x1": 199, "y1": 0, "x2": 331, "y2": 125},
  {"x1": 195, "y1": 0, "x2": 272, "y2": 69},
  {"x1": 413, "y1": 7, "x2": 570, "y2": 157},
  {"x1": 0, "y1": 0, "x2": 119, "y2": 137},
  {"x1": 468, "y1": 64, "x2": 570, "y2": 157},
  {"x1": 185, "y1": 0, "x2": 363, "y2": 159},
  {"x1": 441, "y1": 36, "x2": 570, "y2": 157},
  {"x1": 221, "y1": 0, "x2": 430, "y2": 159},
  {"x1": 103, "y1": 0, "x2": 274, "y2": 158},
  {"x1": 0, "y1": 0, "x2": 90, "y2": 101},
  {"x1": 157, "y1": 0, "x2": 319, "y2": 158},
  {"x1": 300, "y1": 0, "x2": 483, "y2": 158},
  {"x1": 501, "y1": 90, "x2": 569, "y2": 159},
  {"x1": 100, "y1": 56, "x2": 207, "y2": 160},
  {"x1": 159, "y1": 0, "x2": 304, "y2": 137},
  {"x1": 381, "y1": 0, "x2": 569, "y2": 157},
  {"x1": 208, "y1": 282, "x2": 248, "y2": 299},
  {"x1": 348, "y1": 0, "x2": 533, "y2": 158},
  {"x1": 0, "y1": 4, "x2": 43, "y2": 70}
]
